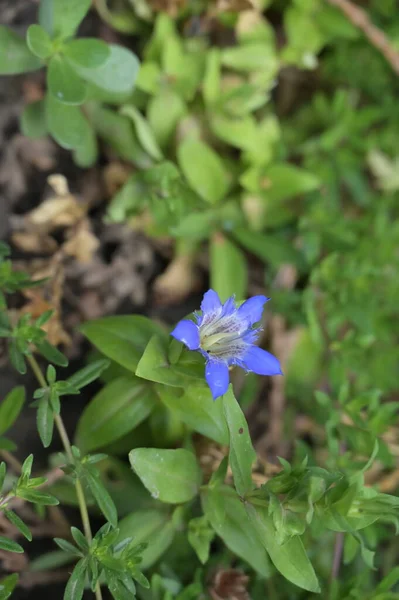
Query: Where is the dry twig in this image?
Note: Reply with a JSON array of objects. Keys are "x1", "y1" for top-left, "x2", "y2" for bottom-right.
[{"x1": 326, "y1": 0, "x2": 399, "y2": 75}]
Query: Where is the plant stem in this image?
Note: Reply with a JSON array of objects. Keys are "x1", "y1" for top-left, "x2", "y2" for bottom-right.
[
  {"x1": 330, "y1": 531, "x2": 344, "y2": 596},
  {"x1": 27, "y1": 353, "x2": 103, "y2": 600},
  {"x1": 0, "y1": 450, "x2": 23, "y2": 474}
]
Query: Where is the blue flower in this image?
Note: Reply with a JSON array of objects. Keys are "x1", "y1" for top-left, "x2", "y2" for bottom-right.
[{"x1": 171, "y1": 289, "x2": 282, "y2": 400}]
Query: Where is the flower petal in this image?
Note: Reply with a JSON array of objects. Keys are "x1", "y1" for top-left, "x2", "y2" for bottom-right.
[
  {"x1": 171, "y1": 320, "x2": 200, "y2": 350},
  {"x1": 242, "y1": 346, "x2": 282, "y2": 376},
  {"x1": 201, "y1": 289, "x2": 222, "y2": 315},
  {"x1": 237, "y1": 295, "x2": 270, "y2": 326},
  {"x1": 205, "y1": 360, "x2": 229, "y2": 400},
  {"x1": 221, "y1": 295, "x2": 236, "y2": 317}
]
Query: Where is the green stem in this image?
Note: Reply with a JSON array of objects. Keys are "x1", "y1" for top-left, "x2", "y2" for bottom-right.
[{"x1": 27, "y1": 354, "x2": 103, "y2": 600}]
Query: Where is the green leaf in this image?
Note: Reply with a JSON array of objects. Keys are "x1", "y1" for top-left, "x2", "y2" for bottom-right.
[
  {"x1": 37, "y1": 395, "x2": 54, "y2": 448},
  {"x1": 84, "y1": 104, "x2": 151, "y2": 167},
  {"x1": 0, "y1": 573, "x2": 18, "y2": 598},
  {"x1": 129, "y1": 448, "x2": 201, "y2": 504},
  {"x1": 210, "y1": 233, "x2": 248, "y2": 302},
  {"x1": 188, "y1": 516, "x2": 214, "y2": 564},
  {"x1": 156, "y1": 383, "x2": 229, "y2": 445},
  {"x1": 0, "y1": 26, "x2": 41, "y2": 75},
  {"x1": 75, "y1": 376, "x2": 156, "y2": 453},
  {"x1": 47, "y1": 55, "x2": 86, "y2": 105},
  {"x1": 67, "y1": 359, "x2": 110, "y2": 390},
  {"x1": 72, "y1": 44, "x2": 139, "y2": 98},
  {"x1": 0, "y1": 386, "x2": 25, "y2": 436},
  {"x1": 4, "y1": 510, "x2": 32, "y2": 541},
  {"x1": 53, "y1": 538, "x2": 82, "y2": 557},
  {"x1": 64, "y1": 39, "x2": 110, "y2": 68},
  {"x1": 0, "y1": 462, "x2": 6, "y2": 489},
  {"x1": 177, "y1": 138, "x2": 229, "y2": 204},
  {"x1": 85, "y1": 469, "x2": 118, "y2": 527},
  {"x1": 30, "y1": 550, "x2": 76, "y2": 571},
  {"x1": 117, "y1": 509, "x2": 175, "y2": 569},
  {"x1": 210, "y1": 114, "x2": 258, "y2": 150},
  {"x1": 21, "y1": 100, "x2": 47, "y2": 139},
  {"x1": 70, "y1": 527, "x2": 89, "y2": 552},
  {"x1": 147, "y1": 89, "x2": 186, "y2": 148},
  {"x1": 16, "y1": 488, "x2": 59, "y2": 505},
  {"x1": 80, "y1": 316, "x2": 167, "y2": 373},
  {"x1": 202, "y1": 486, "x2": 270, "y2": 576},
  {"x1": 21, "y1": 454, "x2": 33, "y2": 479},
  {"x1": 223, "y1": 386, "x2": 256, "y2": 497},
  {"x1": 39, "y1": 0, "x2": 91, "y2": 39},
  {"x1": 0, "y1": 537, "x2": 24, "y2": 554},
  {"x1": 36, "y1": 340, "x2": 68, "y2": 367},
  {"x1": 121, "y1": 105, "x2": 163, "y2": 161},
  {"x1": 203, "y1": 49, "x2": 221, "y2": 106},
  {"x1": 64, "y1": 558, "x2": 88, "y2": 600},
  {"x1": 46, "y1": 94, "x2": 90, "y2": 150},
  {"x1": 221, "y1": 43, "x2": 278, "y2": 73},
  {"x1": 9, "y1": 340, "x2": 26, "y2": 374},
  {"x1": 136, "y1": 335, "x2": 203, "y2": 388},
  {"x1": 26, "y1": 25, "x2": 53, "y2": 59},
  {"x1": 233, "y1": 227, "x2": 301, "y2": 268},
  {"x1": 246, "y1": 504, "x2": 320, "y2": 593},
  {"x1": 117, "y1": 510, "x2": 175, "y2": 569},
  {"x1": 72, "y1": 123, "x2": 98, "y2": 168},
  {"x1": 262, "y1": 164, "x2": 320, "y2": 204}
]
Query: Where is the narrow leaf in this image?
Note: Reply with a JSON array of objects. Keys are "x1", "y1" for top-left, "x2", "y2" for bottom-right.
[
  {"x1": 0, "y1": 537, "x2": 24, "y2": 553},
  {"x1": 4, "y1": 511, "x2": 32, "y2": 541},
  {"x1": 67, "y1": 359, "x2": 110, "y2": 391},
  {"x1": 85, "y1": 470, "x2": 118, "y2": 527},
  {"x1": 223, "y1": 385, "x2": 256, "y2": 497},
  {"x1": 37, "y1": 396, "x2": 54, "y2": 448},
  {"x1": 0, "y1": 386, "x2": 25, "y2": 436},
  {"x1": 64, "y1": 558, "x2": 88, "y2": 600}
]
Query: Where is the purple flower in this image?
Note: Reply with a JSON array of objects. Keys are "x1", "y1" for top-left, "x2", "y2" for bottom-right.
[{"x1": 171, "y1": 289, "x2": 282, "y2": 400}]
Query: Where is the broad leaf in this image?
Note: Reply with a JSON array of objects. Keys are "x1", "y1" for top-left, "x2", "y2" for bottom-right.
[
  {"x1": 64, "y1": 39, "x2": 110, "y2": 69},
  {"x1": 147, "y1": 89, "x2": 186, "y2": 148},
  {"x1": 156, "y1": 383, "x2": 229, "y2": 445},
  {"x1": 47, "y1": 55, "x2": 87, "y2": 105},
  {"x1": 80, "y1": 316, "x2": 167, "y2": 373},
  {"x1": 117, "y1": 509, "x2": 174, "y2": 569},
  {"x1": 136, "y1": 335, "x2": 204, "y2": 388},
  {"x1": 76, "y1": 376, "x2": 157, "y2": 453},
  {"x1": 129, "y1": 448, "x2": 201, "y2": 504},
  {"x1": 72, "y1": 44, "x2": 139, "y2": 98},
  {"x1": 210, "y1": 233, "x2": 248, "y2": 302},
  {"x1": 202, "y1": 486, "x2": 270, "y2": 576},
  {"x1": 246, "y1": 504, "x2": 320, "y2": 593},
  {"x1": 26, "y1": 25, "x2": 52, "y2": 59},
  {"x1": 46, "y1": 94, "x2": 90, "y2": 150},
  {"x1": 39, "y1": 0, "x2": 91, "y2": 39},
  {"x1": 177, "y1": 138, "x2": 229, "y2": 204},
  {"x1": 0, "y1": 26, "x2": 41, "y2": 74}
]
